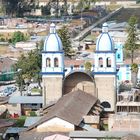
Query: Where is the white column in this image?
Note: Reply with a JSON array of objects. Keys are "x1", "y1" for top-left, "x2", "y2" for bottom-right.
[{"x1": 103, "y1": 55, "x2": 106, "y2": 68}]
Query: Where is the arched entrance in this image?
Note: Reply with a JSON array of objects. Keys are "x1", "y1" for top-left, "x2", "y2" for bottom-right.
[{"x1": 63, "y1": 71, "x2": 96, "y2": 96}]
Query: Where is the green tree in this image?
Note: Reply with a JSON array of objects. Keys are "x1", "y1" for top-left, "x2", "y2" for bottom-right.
[
  {"x1": 77, "y1": 0, "x2": 98, "y2": 11},
  {"x1": 84, "y1": 61, "x2": 92, "y2": 72},
  {"x1": 131, "y1": 63, "x2": 138, "y2": 87},
  {"x1": 2, "y1": 0, "x2": 36, "y2": 17},
  {"x1": 11, "y1": 31, "x2": 28, "y2": 45},
  {"x1": 41, "y1": 5, "x2": 51, "y2": 16},
  {"x1": 125, "y1": 15, "x2": 139, "y2": 64},
  {"x1": 58, "y1": 26, "x2": 72, "y2": 57},
  {"x1": 14, "y1": 41, "x2": 42, "y2": 90}
]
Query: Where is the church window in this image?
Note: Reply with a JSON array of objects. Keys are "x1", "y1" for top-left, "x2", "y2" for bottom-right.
[
  {"x1": 99, "y1": 57, "x2": 103, "y2": 67},
  {"x1": 101, "y1": 101, "x2": 111, "y2": 108},
  {"x1": 54, "y1": 57, "x2": 59, "y2": 67},
  {"x1": 46, "y1": 58, "x2": 51, "y2": 67},
  {"x1": 107, "y1": 57, "x2": 111, "y2": 67}
]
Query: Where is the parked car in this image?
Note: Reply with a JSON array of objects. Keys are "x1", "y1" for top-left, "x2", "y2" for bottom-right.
[{"x1": 2, "y1": 86, "x2": 17, "y2": 96}]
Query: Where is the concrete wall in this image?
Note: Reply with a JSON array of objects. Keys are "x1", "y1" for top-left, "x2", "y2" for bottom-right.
[
  {"x1": 95, "y1": 75, "x2": 116, "y2": 112},
  {"x1": 42, "y1": 76, "x2": 63, "y2": 106},
  {"x1": 108, "y1": 114, "x2": 140, "y2": 131},
  {"x1": 37, "y1": 117, "x2": 74, "y2": 132}
]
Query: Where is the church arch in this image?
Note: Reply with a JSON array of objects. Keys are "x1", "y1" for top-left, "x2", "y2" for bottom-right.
[
  {"x1": 99, "y1": 57, "x2": 103, "y2": 67},
  {"x1": 63, "y1": 71, "x2": 96, "y2": 96},
  {"x1": 101, "y1": 101, "x2": 111, "y2": 108},
  {"x1": 106, "y1": 57, "x2": 111, "y2": 67},
  {"x1": 54, "y1": 57, "x2": 59, "y2": 67},
  {"x1": 46, "y1": 58, "x2": 51, "y2": 67}
]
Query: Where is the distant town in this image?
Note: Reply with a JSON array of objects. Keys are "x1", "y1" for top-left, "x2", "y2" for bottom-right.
[{"x1": 0, "y1": 0, "x2": 140, "y2": 140}]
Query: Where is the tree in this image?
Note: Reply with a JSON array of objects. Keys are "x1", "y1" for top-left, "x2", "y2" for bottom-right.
[
  {"x1": 84, "y1": 61, "x2": 92, "y2": 72},
  {"x1": 124, "y1": 16, "x2": 140, "y2": 87},
  {"x1": 125, "y1": 15, "x2": 139, "y2": 64},
  {"x1": 41, "y1": 5, "x2": 51, "y2": 16},
  {"x1": 58, "y1": 26, "x2": 72, "y2": 57},
  {"x1": 2, "y1": 0, "x2": 36, "y2": 17},
  {"x1": 11, "y1": 31, "x2": 28, "y2": 45},
  {"x1": 14, "y1": 41, "x2": 43, "y2": 90},
  {"x1": 77, "y1": 0, "x2": 98, "y2": 11},
  {"x1": 131, "y1": 63, "x2": 138, "y2": 87}
]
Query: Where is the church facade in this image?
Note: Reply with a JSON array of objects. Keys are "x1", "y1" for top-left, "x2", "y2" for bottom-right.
[{"x1": 41, "y1": 23, "x2": 117, "y2": 112}]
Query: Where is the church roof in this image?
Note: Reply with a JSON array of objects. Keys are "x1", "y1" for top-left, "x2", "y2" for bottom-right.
[
  {"x1": 26, "y1": 90, "x2": 97, "y2": 131},
  {"x1": 96, "y1": 23, "x2": 114, "y2": 52},
  {"x1": 43, "y1": 23, "x2": 63, "y2": 52}
]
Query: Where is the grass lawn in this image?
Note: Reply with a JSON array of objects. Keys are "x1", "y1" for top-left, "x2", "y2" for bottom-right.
[{"x1": 31, "y1": 88, "x2": 41, "y2": 93}]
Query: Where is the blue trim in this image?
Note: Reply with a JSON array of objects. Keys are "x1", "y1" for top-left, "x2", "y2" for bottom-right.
[
  {"x1": 97, "y1": 34, "x2": 103, "y2": 50},
  {"x1": 40, "y1": 72, "x2": 64, "y2": 75},
  {"x1": 95, "y1": 51, "x2": 115, "y2": 53},
  {"x1": 44, "y1": 34, "x2": 50, "y2": 51},
  {"x1": 42, "y1": 51, "x2": 63, "y2": 53},
  {"x1": 92, "y1": 72, "x2": 117, "y2": 75}
]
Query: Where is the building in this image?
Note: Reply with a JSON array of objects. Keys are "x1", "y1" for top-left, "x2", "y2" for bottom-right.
[
  {"x1": 8, "y1": 96, "x2": 43, "y2": 116},
  {"x1": 41, "y1": 22, "x2": 117, "y2": 111},
  {"x1": 0, "y1": 57, "x2": 16, "y2": 82},
  {"x1": 18, "y1": 22, "x2": 116, "y2": 139},
  {"x1": 19, "y1": 90, "x2": 103, "y2": 140}
]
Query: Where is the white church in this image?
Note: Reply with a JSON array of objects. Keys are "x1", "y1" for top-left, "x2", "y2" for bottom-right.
[{"x1": 41, "y1": 23, "x2": 117, "y2": 112}]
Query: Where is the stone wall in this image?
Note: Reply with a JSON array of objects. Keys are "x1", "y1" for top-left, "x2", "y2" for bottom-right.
[
  {"x1": 42, "y1": 76, "x2": 63, "y2": 106},
  {"x1": 95, "y1": 75, "x2": 116, "y2": 112}
]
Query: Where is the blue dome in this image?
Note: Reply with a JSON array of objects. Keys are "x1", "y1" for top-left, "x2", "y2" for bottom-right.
[
  {"x1": 96, "y1": 23, "x2": 114, "y2": 51},
  {"x1": 44, "y1": 23, "x2": 63, "y2": 51}
]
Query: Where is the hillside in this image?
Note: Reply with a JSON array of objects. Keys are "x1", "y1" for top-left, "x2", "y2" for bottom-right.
[{"x1": 110, "y1": 7, "x2": 140, "y2": 24}]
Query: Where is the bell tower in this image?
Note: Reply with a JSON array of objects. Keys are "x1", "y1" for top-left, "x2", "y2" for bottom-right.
[
  {"x1": 41, "y1": 23, "x2": 64, "y2": 106},
  {"x1": 94, "y1": 23, "x2": 117, "y2": 112}
]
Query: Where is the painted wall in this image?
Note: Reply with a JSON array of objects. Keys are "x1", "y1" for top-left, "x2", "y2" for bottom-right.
[
  {"x1": 117, "y1": 65, "x2": 140, "y2": 82},
  {"x1": 37, "y1": 117, "x2": 74, "y2": 132},
  {"x1": 115, "y1": 43, "x2": 123, "y2": 64}
]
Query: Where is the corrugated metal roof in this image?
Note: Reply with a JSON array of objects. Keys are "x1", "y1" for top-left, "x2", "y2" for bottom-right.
[
  {"x1": 24, "y1": 117, "x2": 42, "y2": 127},
  {"x1": 8, "y1": 96, "x2": 43, "y2": 104}
]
